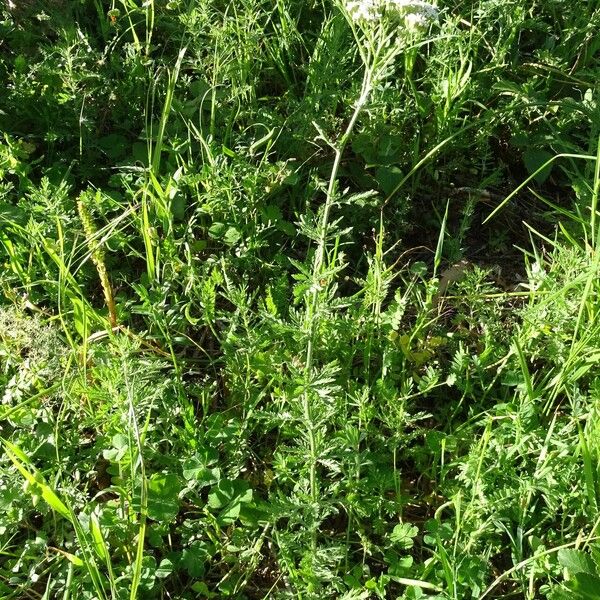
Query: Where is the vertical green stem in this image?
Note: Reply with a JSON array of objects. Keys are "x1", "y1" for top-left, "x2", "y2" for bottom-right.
[
  {"x1": 301, "y1": 60, "x2": 375, "y2": 551},
  {"x1": 145, "y1": 0, "x2": 154, "y2": 58},
  {"x1": 304, "y1": 64, "x2": 373, "y2": 370}
]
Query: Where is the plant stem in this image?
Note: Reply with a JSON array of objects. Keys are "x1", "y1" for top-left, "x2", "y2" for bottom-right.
[
  {"x1": 301, "y1": 60, "x2": 375, "y2": 551},
  {"x1": 305, "y1": 63, "x2": 373, "y2": 369}
]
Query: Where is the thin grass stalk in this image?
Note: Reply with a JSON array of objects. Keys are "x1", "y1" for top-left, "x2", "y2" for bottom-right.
[
  {"x1": 578, "y1": 423, "x2": 600, "y2": 518},
  {"x1": 480, "y1": 537, "x2": 600, "y2": 599},
  {"x1": 566, "y1": 142, "x2": 600, "y2": 378},
  {"x1": 151, "y1": 48, "x2": 186, "y2": 176},
  {"x1": 119, "y1": 1, "x2": 141, "y2": 54},
  {"x1": 137, "y1": 47, "x2": 186, "y2": 285},
  {"x1": 62, "y1": 561, "x2": 74, "y2": 600},
  {"x1": 145, "y1": 0, "x2": 154, "y2": 58},
  {"x1": 124, "y1": 365, "x2": 147, "y2": 600},
  {"x1": 590, "y1": 134, "x2": 600, "y2": 249},
  {"x1": 124, "y1": 346, "x2": 159, "y2": 600},
  {"x1": 483, "y1": 152, "x2": 596, "y2": 224},
  {"x1": 54, "y1": 216, "x2": 78, "y2": 351}
]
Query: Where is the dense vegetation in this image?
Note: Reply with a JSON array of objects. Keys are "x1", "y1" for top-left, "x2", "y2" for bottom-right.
[{"x1": 1, "y1": 1, "x2": 600, "y2": 598}]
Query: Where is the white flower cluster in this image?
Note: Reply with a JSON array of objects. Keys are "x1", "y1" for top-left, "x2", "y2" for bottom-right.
[
  {"x1": 345, "y1": 0, "x2": 381, "y2": 22},
  {"x1": 392, "y1": 0, "x2": 439, "y2": 28},
  {"x1": 345, "y1": 0, "x2": 439, "y2": 28}
]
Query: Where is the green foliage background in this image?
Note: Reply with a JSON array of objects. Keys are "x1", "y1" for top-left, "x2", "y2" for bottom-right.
[{"x1": 1, "y1": 0, "x2": 600, "y2": 598}]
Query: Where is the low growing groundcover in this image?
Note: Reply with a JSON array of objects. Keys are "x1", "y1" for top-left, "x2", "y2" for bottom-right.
[{"x1": 1, "y1": 0, "x2": 600, "y2": 598}]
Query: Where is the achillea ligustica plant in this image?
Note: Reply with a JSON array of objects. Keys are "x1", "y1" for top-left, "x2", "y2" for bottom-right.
[{"x1": 289, "y1": 0, "x2": 442, "y2": 574}]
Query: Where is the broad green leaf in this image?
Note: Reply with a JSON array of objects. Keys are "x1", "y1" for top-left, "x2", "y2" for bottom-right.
[
  {"x1": 182, "y1": 451, "x2": 220, "y2": 488},
  {"x1": 103, "y1": 434, "x2": 129, "y2": 462},
  {"x1": 223, "y1": 226, "x2": 241, "y2": 246},
  {"x1": 146, "y1": 473, "x2": 181, "y2": 523},
  {"x1": 97, "y1": 133, "x2": 127, "y2": 160},
  {"x1": 208, "y1": 479, "x2": 252, "y2": 509},
  {"x1": 1, "y1": 437, "x2": 31, "y2": 464},
  {"x1": 376, "y1": 165, "x2": 404, "y2": 196},
  {"x1": 390, "y1": 523, "x2": 419, "y2": 549},
  {"x1": 219, "y1": 502, "x2": 241, "y2": 523},
  {"x1": 569, "y1": 572, "x2": 600, "y2": 599},
  {"x1": 182, "y1": 541, "x2": 210, "y2": 578},
  {"x1": 559, "y1": 549, "x2": 596, "y2": 575},
  {"x1": 0, "y1": 201, "x2": 27, "y2": 226},
  {"x1": 68, "y1": 292, "x2": 88, "y2": 339},
  {"x1": 208, "y1": 479, "x2": 253, "y2": 524},
  {"x1": 171, "y1": 193, "x2": 186, "y2": 221},
  {"x1": 208, "y1": 222, "x2": 226, "y2": 239},
  {"x1": 184, "y1": 465, "x2": 220, "y2": 487},
  {"x1": 156, "y1": 558, "x2": 174, "y2": 579},
  {"x1": 523, "y1": 148, "x2": 553, "y2": 184}
]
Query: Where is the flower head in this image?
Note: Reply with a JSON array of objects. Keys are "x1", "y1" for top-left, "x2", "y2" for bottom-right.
[
  {"x1": 345, "y1": 0, "x2": 381, "y2": 22},
  {"x1": 344, "y1": 0, "x2": 438, "y2": 28},
  {"x1": 388, "y1": 0, "x2": 439, "y2": 28}
]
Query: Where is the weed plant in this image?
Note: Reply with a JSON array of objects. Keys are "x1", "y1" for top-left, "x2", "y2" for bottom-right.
[{"x1": 1, "y1": 0, "x2": 600, "y2": 598}]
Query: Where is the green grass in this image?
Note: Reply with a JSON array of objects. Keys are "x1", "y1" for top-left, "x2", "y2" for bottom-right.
[{"x1": 1, "y1": 0, "x2": 600, "y2": 598}]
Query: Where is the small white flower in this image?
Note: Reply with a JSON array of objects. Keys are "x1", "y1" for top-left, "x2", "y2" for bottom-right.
[
  {"x1": 345, "y1": 0, "x2": 382, "y2": 22},
  {"x1": 387, "y1": 0, "x2": 439, "y2": 27},
  {"x1": 404, "y1": 11, "x2": 429, "y2": 29},
  {"x1": 344, "y1": 0, "x2": 438, "y2": 28}
]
